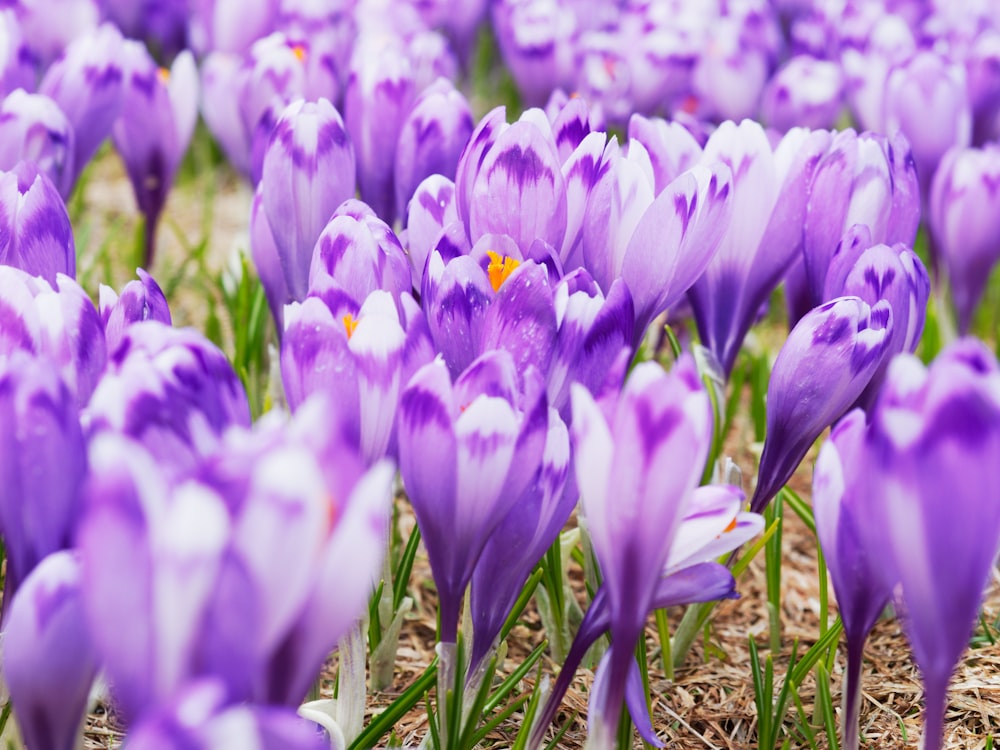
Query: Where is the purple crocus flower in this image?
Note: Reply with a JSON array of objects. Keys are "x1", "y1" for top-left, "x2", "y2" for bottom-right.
[
  {"x1": 83, "y1": 321, "x2": 251, "y2": 479},
  {"x1": 260, "y1": 97, "x2": 356, "y2": 302},
  {"x1": 113, "y1": 44, "x2": 199, "y2": 265},
  {"x1": 2, "y1": 550, "x2": 98, "y2": 750},
  {"x1": 98, "y1": 268, "x2": 172, "y2": 355},
  {"x1": 760, "y1": 55, "x2": 844, "y2": 133},
  {"x1": 929, "y1": 144, "x2": 1000, "y2": 333},
  {"x1": 0, "y1": 352, "x2": 86, "y2": 623},
  {"x1": 883, "y1": 50, "x2": 971, "y2": 204},
  {"x1": 456, "y1": 106, "x2": 568, "y2": 257},
  {"x1": 0, "y1": 161, "x2": 76, "y2": 283},
  {"x1": 307, "y1": 199, "x2": 413, "y2": 307},
  {"x1": 14, "y1": 0, "x2": 100, "y2": 69},
  {"x1": 0, "y1": 266, "x2": 106, "y2": 405},
  {"x1": 469, "y1": 407, "x2": 571, "y2": 673},
  {"x1": 187, "y1": 0, "x2": 279, "y2": 55},
  {"x1": 627, "y1": 114, "x2": 702, "y2": 196},
  {"x1": 687, "y1": 121, "x2": 830, "y2": 376},
  {"x1": 124, "y1": 679, "x2": 328, "y2": 750},
  {"x1": 749, "y1": 296, "x2": 894, "y2": 513},
  {"x1": 249, "y1": 181, "x2": 290, "y2": 330},
  {"x1": 567, "y1": 356, "x2": 713, "y2": 745},
  {"x1": 689, "y1": 13, "x2": 772, "y2": 123},
  {"x1": 0, "y1": 11, "x2": 35, "y2": 99},
  {"x1": 393, "y1": 78, "x2": 473, "y2": 223},
  {"x1": 398, "y1": 350, "x2": 548, "y2": 645},
  {"x1": 813, "y1": 409, "x2": 893, "y2": 750},
  {"x1": 404, "y1": 174, "x2": 458, "y2": 289},
  {"x1": 38, "y1": 23, "x2": 126, "y2": 185},
  {"x1": 839, "y1": 339, "x2": 1000, "y2": 750},
  {"x1": 0, "y1": 89, "x2": 76, "y2": 198},
  {"x1": 282, "y1": 288, "x2": 434, "y2": 463}
]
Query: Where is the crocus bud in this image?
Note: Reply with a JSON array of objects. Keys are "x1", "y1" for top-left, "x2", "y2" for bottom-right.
[
  {"x1": 39, "y1": 23, "x2": 127, "y2": 184},
  {"x1": 0, "y1": 11, "x2": 36, "y2": 98},
  {"x1": 404, "y1": 174, "x2": 458, "y2": 289},
  {"x1": 394, "y1": 78, "x2": 473, "y2": 222},
  {"x1": 491, "y1": 0, "x2": 577, "y2": 107},
  {"x1": 0, "y1": 90, "x2": 76, "y2": 198},
  {"x1": 761, "y1": 55, "x2": 844, "y2": 133},
  {"x1": 98, "y1": 268, "x2": 172, "y2": 355},
  {"x1": 261, "y1": 98, "x2": 356, "y2": 302},
  {"x1": 750, "y1": 296, "x2": 894, "y2": 513},
  {"x1": 187, "y1": 0, "x2": 279, "y2": 55},
  {"x1": 929, "y1": 145, "x2": 1000, "y2": 333},
  {"x1": 0, "y1": 352, "x2": 86, "y2": 622},
  {"x1": 3, "y1": 551, "x2": 98, "y2": 750},
  {"x1": 250, "y1": 181, "x2": 290, "y2": 329},
  {"x1": 0, "y1": 161, "x2": 75, "y2": 282},
  {"x1": 17, "y1": 0, "x2": 100, "y2": 69},
  {"x1": 113, "y1": 44, "x2": 199, "y2": 265}
]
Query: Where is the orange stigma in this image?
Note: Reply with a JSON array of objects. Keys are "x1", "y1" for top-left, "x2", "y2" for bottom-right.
[
  {"x1": 291, "y1": 43, "x2": 307, "y2": 62},
  {"x1": 723, "y1": 517, "x2": 738, "y2": 534},
  {"x1": 342, "y1": 313, "x2": 359, "y2": 339},
  {"x1": 157, "y1": 67, "x2": 170, "y2": 84},
  {"x1": 486, "y1": 251, "x2": 520, "y2": 292}
]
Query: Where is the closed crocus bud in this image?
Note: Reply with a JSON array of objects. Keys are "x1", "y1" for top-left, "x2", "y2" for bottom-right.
[
  {"x1": 0, "y1": 266, "x2": 106, "y2": 405},
  {"x1": 307, "y1": 199, "x2": 413, "y2": 307},
  {"x1": 0, "y1": 11, "x2": 35, "y2": 98},
  {"x1": 3, "y1": 551, "x2": 98, "y2": 750},
  {"x1": 84, "y1": 321, "x2": 251, "y2": 479},
  {"x1": 0, "y1": 161, "x2": 75, "y2": 282},
  {"x1": 761, "y1": 55, "x2": 844, "y2": 133},
  {"x1": 124, "y1": 679, "x2": 329, "y2": 750},
  {"x1": 864, "y1": 340, "x2": 1000, "y2": 750},
  {"x1": 398, "y1": 351, "x2": 548, "y2": 645},
  {"x1": 344, "y1": 37, "x2": 417, "y2": 223},
  {"x1": 249, "y1": 181, "x2": 290, "y2": 329},
  {"x1": 261, "y1": 98, "x2": 355, "y2": 302},
  {"x1": 929, "y1": 145, "x2": 1000, "y2": 333},
  {"x1": 187, "y1": 0, "x2": 279, "y2": 55},
  {"x1": 690, "y1": 16, "x2": 770, "y2": 123},
  {"x1": 491, "y1": 0, "x2": 577, "y2": 107},
  {"x1": 0, "y1": 352, "x2": 86, "y2": 623},
  {"x1": 39, "y1": 23, "x2": 127, "y2": 184},
  {"x1": 813, "y1": 409, "x2": 892, "y2": 750},
  {"x1": 750, "y1": 296, "x2": 894, "y2": 513},
  {"x1": 457, "y1": 106, "x2": 568, "y2": 257},
  {"x1": 17, "y1": 0, "x2": 100, "y2": 69},
  {"x1": 98, "y1": 268, "x2": 172, "y2": 355},
  {"x1": 883, "y1": 50, "x2": 971, "y2": 202},
  {"x1": 282, "y1": 288, "x2": 434, "y2": 463},
  {"x1": 113, "y1": 44, "x2": 199, "y2": 265},
  {"x1": 394, "y1": 78, "x2": 473, "y2": 223},
  {"x1": 405, "y1": 174, "x2": 458, "y2": 289},
  {"x1": 0, "y1": 90, "x2": 76, "y2": 198}
]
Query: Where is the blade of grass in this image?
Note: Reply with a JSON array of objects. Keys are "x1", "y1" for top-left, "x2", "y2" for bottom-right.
[
  {"x1": 392, "y1": 525, "x2": 422, "y2": 612},
  {"x1": 349, "y1": 658, "x2": 438, "y2": 750}
]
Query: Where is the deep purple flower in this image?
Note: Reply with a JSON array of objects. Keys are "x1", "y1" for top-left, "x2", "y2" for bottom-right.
[
  {"x1": 98, "y1": 268, "x2": 172, "y2": 355},
  {"x1": 2, "y1": 551, "x2": 98, "y2": 750},
  {"x1": 749, "y1": 296, "x2": 894, "y2": 513},
  {"x1": 307, "y1": 199, "x2": 412, "y2": 306},
  {"x1": 124, "y1": 679, "x2": 329, "y2": 750},
  {"x1": 394, "y1": 78, "x2": 473, "y2": 223},
  {"x1": 0, "y1": 352, "x2": 86, "y2": 623},
  {"x1": 282, "y1": 288, "x2": 434, "y2": 462},
  {"x1": 83, "y1": 321, "x2": 250, "y2": 479},
  {"x1": 687, "y1": 121, "x2": 830, "y2": 376},
  {"x1": 260, "y1": 98, "x2": 355, "y2": 302},
  {"x1": 929, "y1": 145, "x2": 1000, "y2": 333},
  {"x1": 0, "y1": 266, "x2": 106, "y2": 405},
  {"x1": 39, "y1": 23, "x2": 127, "y2": 184},
  {"x1": 0, "y1": 161, "x2": 75, "y2": 283},
  {"x1": 112, "y1": 44, "x2": 198, "y2": 265},
  {"x1": 398, "y1": 350, "x2": 548, "y2": 644},
  {"x1": 0, "y1": 90, "x2": 76, "y2": 198},
  {"x1": 813, "y1": 409, "x2": 893, "y2": 750}
]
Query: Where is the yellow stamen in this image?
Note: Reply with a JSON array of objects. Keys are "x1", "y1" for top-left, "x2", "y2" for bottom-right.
[
  {"x1": 157, "y1": 67, "x2": 170, "y2": 84},
  {"x1": 486, "y1": 250, "x2": 520, "y2": 292},
  {"x1": 291, "y1": 43, "x2": 307, "y2": 62},
  {"x1": 343, "y1": 313, "x2": 359, "y2": 339}
]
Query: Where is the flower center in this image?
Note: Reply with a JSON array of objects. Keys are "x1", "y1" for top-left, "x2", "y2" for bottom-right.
[
  {"x1": 486, "y1": 251, "x2": 520, "y2": 292},
  {"x1": 343, "y1": 313, "x2": 359, "y2": 339}
]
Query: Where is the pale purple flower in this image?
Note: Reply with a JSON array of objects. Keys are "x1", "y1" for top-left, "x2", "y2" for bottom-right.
[
  {"x1": 187, "y1": 0, "x2": 279, "y2": 55},
  {"x1": 0, "y1": 161, "x2": 75, "y2": 283},
  {"x1": 0, "y1": 11, "x2": 35, "y2": 98},
  {"x1": 15, "y1": 0, "x2": 100, "y2": 69},
  {"x1": 491, "y1": 0, "x2": 577, "y2": 107},
  {"x1": 260, "y1": 98, "x2": 356, "y2": 302},
  {"x1": 404, "y1": 174, "x2": 458, "y2": 289},
  {"x1": 0, "y1": 89, "x2": 76, "y2": 198},
  {"x1": 2, "y1": 551, "x2": 98, "y2": 750},
  {"x1": 929, "y1": 144, "x2": 1000, "y2": 333},
  {"x1": 98, "y1": 268, "x2": 172, "y2": 355},
  {"x1": 761, "y1": 55, "x2": 844, "y2": 133}
]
